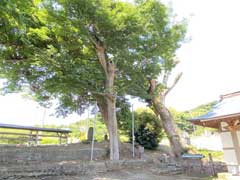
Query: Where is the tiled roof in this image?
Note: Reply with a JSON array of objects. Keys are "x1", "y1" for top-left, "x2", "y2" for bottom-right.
[{"x1": 191, "y1": 91, "x2": 240, "y2": 121}]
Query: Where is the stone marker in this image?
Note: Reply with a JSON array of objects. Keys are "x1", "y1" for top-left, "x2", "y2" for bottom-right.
[
  {"x1": 104, "y1": 134, "x2": 108, "y2": 141},
  {"x1": 136, "y1": 146, "x2": 144, "y2": 159},
  {"x1": 87, "y1": 127, "x2": 94, "y2": 142}
]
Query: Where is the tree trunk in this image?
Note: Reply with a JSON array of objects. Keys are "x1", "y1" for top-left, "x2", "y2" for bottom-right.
[
  {"x1": 152, "y1": 96, "x2": 185, "y2": 158},
  {"x1": 96, "y1": 96, "x2": 109, "y2": 130},
  {"x1": 105, "y1": 95, "x2": 119, "y2": 160},
  {"x1": 95, "y1": 46, "x2": 119, "y2": 160},
  {"x1": 97, "y1": 96, "x2": 120, "y2": 158},
  {"x1": 148, "y1": 80, "x2": 185, "y2": 158}
]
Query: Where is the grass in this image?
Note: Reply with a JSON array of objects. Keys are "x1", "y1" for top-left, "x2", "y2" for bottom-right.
[
  {"x1": 203, "y1": 173, "x2": 238, "y2": 180},
  {"x1": 187, "y1": 145, "x2": 224, "y2": 161},
  {"x1": 197, "y1": 149, "x2": 224, "y2": 161}
]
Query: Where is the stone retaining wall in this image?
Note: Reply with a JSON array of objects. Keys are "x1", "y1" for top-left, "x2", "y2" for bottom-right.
[
  {"x1": 0, "y1": 144, "x2": 108, "y2": 164},
  {"x1": 0, "y1": 144, "x2": 228, "y2": 179},
  {"x1": 156, "y1": 154, "x2": 227, "y2": 176},
  {"x1": 0, "y1": 159, "x2": 151, "y2": 179},
  {"x1": 181, "y1": 159, "x2": 228, "y2": 175}
]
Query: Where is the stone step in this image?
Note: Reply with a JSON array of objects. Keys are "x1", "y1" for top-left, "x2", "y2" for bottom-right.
[{"x1": 150, "y1": 166, "x2": 184, "y2": 176}]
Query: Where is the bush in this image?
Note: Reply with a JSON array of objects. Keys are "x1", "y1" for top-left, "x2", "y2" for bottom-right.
[
  {"x1": 134, "y1": 124, "x2": 159, "y2": 149},
  {"x1": 130, "y1": 108, "x2": 164, "y2": 149}
]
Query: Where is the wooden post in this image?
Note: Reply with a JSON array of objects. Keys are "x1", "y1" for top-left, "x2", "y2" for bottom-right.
[
  {"x1": 65, "y1": 133, "x2": 69, "y2": 145},
  {"x1": 58, "y1": 133, "x2": 62, "y2": 145},
  {"x1": 28, "y1": 131, "x2": 33, "y2": 146},
  {"x1": 231, "y1": 130, "x2": 240, "y2": 175},
  {"x1": 35, "y1": 131, "x2": 39, "y2": 145},
  {"x1": 231, "y1": 131, "x2": 240, "y2": 164},
  {"x1": 209, "y1": 153, "x2": 217, "y2": 177}
]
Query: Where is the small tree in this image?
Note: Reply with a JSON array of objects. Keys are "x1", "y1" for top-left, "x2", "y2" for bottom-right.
[{"x1": 131, "y1": 108, "x2": 164, "y2": 149}]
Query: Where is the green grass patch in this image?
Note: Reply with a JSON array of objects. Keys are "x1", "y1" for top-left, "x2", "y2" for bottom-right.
[
  {"x1": 188, "y1": 146, "x2": 224, "y2": 161},
  {"x1": 197, "y1": 149, "x2": 224, "y2": 161}
]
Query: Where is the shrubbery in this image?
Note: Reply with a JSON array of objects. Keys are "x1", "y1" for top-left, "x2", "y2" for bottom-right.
[
  {"x1": 134, "y1": 124, "x2": 160, "y2": 149},
  {"x1": 131, "y1": 108, "x2": 164, "y2": 149}
]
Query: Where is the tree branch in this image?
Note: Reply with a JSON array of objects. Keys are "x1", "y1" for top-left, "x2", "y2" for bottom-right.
[
  {"x1": 92, "y1": 91, "x2": 108, "y2": 97},
  {"x1": 86, "y1": 24, "x2": 108, "y2": 75},
  {"x1": 148, "y1": 79, "x2": 156, "y2": 94},
  {"x1": 164, "y1": 72, "x2": 183, "y2": 97},
  {"x1": 92, "y1": 91, "x2": 116, "y2": 98},
  {"x1": 162, "y1": 70, "x2": 170, "y2": 86},
  {"x1": 96, "y1": 46, "x2": 108, "y2": 76}
]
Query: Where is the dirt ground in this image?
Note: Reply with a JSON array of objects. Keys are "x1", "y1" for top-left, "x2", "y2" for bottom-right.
[
  {"x1": 24, "y1": 169, "x2": 207, "y2": 180},
  {"x1": 25, "y1": 171, "x2": 204, "y2": 180}
]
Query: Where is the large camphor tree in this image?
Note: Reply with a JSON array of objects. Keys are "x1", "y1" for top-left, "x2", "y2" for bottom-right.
[
  {"x1": 0, "y1": 0, "x2": 186, "y2": 159},
  {"x1": 0, "y1": 0, "x2": 157, "y2": 160}
]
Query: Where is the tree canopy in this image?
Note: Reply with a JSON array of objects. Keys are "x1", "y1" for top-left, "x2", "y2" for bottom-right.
[
  {"x1": 0, "y1": 0, "x2": 186, "y2": 113},
  {"x1": 0, "y1": 0, "x2": 187, "y2": 160}
]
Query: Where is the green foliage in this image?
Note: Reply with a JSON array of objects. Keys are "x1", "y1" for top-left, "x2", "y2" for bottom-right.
[
  {"x1": 170, "y1": 101, "x2": 217, "y2": 135},
  {"x1": 0, "y1": 1, "x2": 187, "y2": 157},
  {"x1": 87, "y1": 118, "x2": 108, "y2": 142},
  {"x1": 189, "y1": 146, "x2": 224, "y2": 161},
  {"x1": 170, "y1": 108, "x2": 194, "y2": 133},
  {"x1": 0, "y1": 0, "x2": 186, "y2": 118},
  {"x1": 0, "y1": 127, "x2": 64, "y2": 145},
  {"x1": 189, "y1": 101, "x2": 217, "y2": 118},
  {"x1": 198, "y1": 149, "x2": 224, "y2": 161},
  {"x1": 67, "y1": 120, "x2": 88, "y2": 140},
  {"x1": 131, "y1": 108, "x2": 164, "y2": 149},
  {"x1": 116, "y1": 97, "x2": 132, "y2": 135},
  {"x1": 134, "y1": 108, "x2": 162, "y2": 133},
  {"x1": 60, "y1": 116, "x2": 108, "y2": 142},
  {"x1": 119, "y1": 132, "x2": 129, "y2": 142},
  {"x1": 41, "y1": 137, "x2": 59, "y2": 144},
  {"x1": 134, "y1": 124, "x2": 159, "y2": 149},
  {"x1": 0, "y1": 100, "x2": 216, "y2": 145},
  {"x1": 0, "y1": 128, "x2": 29, "y2": 144}
]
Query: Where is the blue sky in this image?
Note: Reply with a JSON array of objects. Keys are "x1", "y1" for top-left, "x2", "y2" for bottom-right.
[{"x1": 1, "y1": 0, "x2": 240, "y2": 126}]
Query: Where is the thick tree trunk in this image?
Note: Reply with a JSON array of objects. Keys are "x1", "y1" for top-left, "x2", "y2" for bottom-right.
[
  {"x1": 95, "y1": 46, "x2": 119, "y2": 160},
  {"x1": 152, "y1": 96, "x2": 185, "y2": 158},
  {"x1": 97, "y1": 96, "x2": 120, "y2": 158},
  {"x1": 149, "y1": 79, "x2": 185, "y2": 158},
  {"x1": 96, "y1": 97, "x2": 109, "y2": 129},
  {"x1": 106, "y1": 95, "x2": 119, "y2": 160}
]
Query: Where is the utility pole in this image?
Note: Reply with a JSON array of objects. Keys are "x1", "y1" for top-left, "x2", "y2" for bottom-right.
[
  {"x1": 132, "y1": 104, "x2": 135, "y2": 158},
  {"x1": 90, "y1": 103, "x2": 97, "y2": 161}
]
